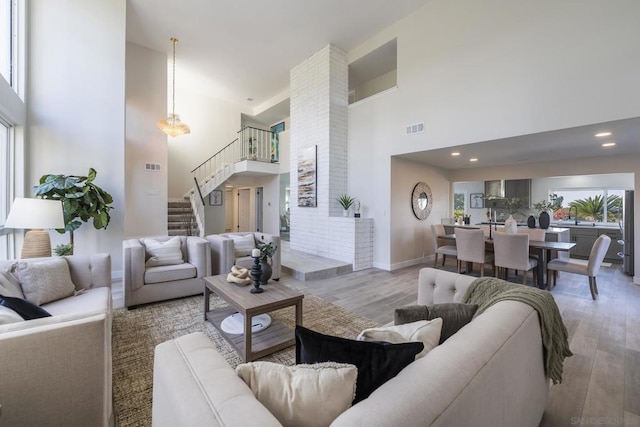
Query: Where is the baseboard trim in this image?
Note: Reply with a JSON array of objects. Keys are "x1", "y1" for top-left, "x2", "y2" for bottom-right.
[{"x1": 389, "y1": 256, "x2": 432, "y2": 271}]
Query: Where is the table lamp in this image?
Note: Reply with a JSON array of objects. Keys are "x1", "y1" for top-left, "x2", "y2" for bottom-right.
[{"x1": 4, "y1": 198, "x2": 65, "y2": 258}]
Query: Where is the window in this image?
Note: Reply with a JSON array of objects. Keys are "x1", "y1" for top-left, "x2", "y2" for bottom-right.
[
  {"x1": 0, "y1": 0, "x2": 16, "y2": 89},
  {"x1": 552, "y1": 188, "x2": 625, "y2": 225},
  {"x1": 0, "y1": 121, "x2": 10, "y2": 258}
]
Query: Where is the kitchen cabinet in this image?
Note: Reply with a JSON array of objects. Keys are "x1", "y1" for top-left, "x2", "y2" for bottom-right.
[
  {"x1": 598, "y1": 229, "x2": 622, "y2": 262},
  {"x1": 504, "y1": 179, "x2": 531, "y2": 205},
  {"x1": 570, "y1": 228, "x2": 598, "y2": 258}
]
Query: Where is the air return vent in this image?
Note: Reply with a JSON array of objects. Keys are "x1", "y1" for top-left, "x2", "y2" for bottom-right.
[{"x1": 405, "y1": 122, "x2": 424, "y2": 135}]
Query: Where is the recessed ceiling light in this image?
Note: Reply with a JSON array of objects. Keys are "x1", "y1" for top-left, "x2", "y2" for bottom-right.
[
  {"x1": 469, "y1": 158, "x2": 478, "y2": 162},
  {"x1": 602, "y1": 142, "x2": 616, "y2": 147},
  {"x1": 451, "y1": 152, "x2": 460, "y2": 156},
  {"x1": 595, "y1": 132, "x2": 611, "y2": 137}
]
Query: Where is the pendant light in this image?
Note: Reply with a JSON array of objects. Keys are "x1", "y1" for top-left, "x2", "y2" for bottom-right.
[{"x1": 157, "y1": 37, "x2": 191, "y2": 137}]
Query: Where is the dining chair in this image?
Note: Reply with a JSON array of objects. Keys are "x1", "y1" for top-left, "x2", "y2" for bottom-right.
[
  {"x1": 454, "y1": 227, "x2": 494, "y2": 276},
  {"x1": 493, "y1": 231, "x2": 538, "y2": 285},
  {"x1": 431, "y1": 224, "x2": 457, "y2": 268},
  {"x1": 546, "y1": 234, "x2": 611, "y2": 299},
  {"x1": 517, "y1": 228, "x2": 546, "y2": 241}
]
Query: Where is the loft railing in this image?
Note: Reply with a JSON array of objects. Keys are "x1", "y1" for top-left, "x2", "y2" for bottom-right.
[{"x1": 186, "y1": 126, "x2": 279, "y2": 236}]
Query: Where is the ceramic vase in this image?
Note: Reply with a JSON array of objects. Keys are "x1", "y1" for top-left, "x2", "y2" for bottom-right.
[
  {"x1": 259, "y1": 259, "x2": 272, "y2": 284},
  {"x1": 539, "y1": 211, "x2": 551, "y2": 229},
  {"x1": 527, "y1": 215, "x2": 536, "y2": 228},
  {"x1": 504, "y1": 215, "x2": 518, "y2": 233}
]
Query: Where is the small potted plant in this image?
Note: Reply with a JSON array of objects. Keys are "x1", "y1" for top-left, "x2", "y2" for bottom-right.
[
  {"x1": 337, "y1": 194, "x2": 356, "y2": 217},
  {"x1": 256, "y1": 238, "x2": 277, "y2": 284}
]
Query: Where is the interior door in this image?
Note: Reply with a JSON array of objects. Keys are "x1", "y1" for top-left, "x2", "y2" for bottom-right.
[
  {"x1": 238, "y1": 189, "x2": 251, "y2": 232},
  {"x1": 224, "y1": 189, "x2": 234, "y2": 232}
]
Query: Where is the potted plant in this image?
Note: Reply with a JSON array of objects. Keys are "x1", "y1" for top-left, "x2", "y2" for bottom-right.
[
  {"x1": 53, "y1": 243, "x2": 74, "y2": 256},
  {"x1": 533, "y1": 194, "x2": 562, "y2": 229},
  {"x1": 257, "y1": 237, "x2": 277, "y2": 284},
  {"x1": 337, "y1": 194, "x2": 356, "y2": 217},
  {"x1": 33, "y1": 168, "x2": 114, "y2": 251}
]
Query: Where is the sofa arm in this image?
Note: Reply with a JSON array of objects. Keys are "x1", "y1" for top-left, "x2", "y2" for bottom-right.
[
  {"x1": 186, "y1": 236, "x2": 212, "y2": 278},
  {"x1": 123, "y1": 239, "x2": 146, "y2": 302},
  {"x1": 0, "y1": 312, "x2": 112, "y2": 426},
  {"x1": 417, "y1": 267, "x2": 476, "y2": 305},
  {"x1": 206, "y1": 235, "x2": 234, "y2": 275}
]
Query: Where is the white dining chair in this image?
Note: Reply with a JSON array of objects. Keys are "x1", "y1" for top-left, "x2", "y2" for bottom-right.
[
  {"x1": 431, "y1": 224, "x2": 457, "y2": 268},
  {"x1": 546, "y1": 234, "x2": 611, "y2": 299},
  {"x1": 518, "y1": 228, "x2": 546, "y2": 241},
  {"x1": 454, "y1": 227, "x2": 494, "y2": 277},
  {"x1": 493, "y1": 231, "x2": 538, "y2": 285}
]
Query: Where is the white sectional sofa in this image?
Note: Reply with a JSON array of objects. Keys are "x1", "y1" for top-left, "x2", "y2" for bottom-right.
[
  {"x1": 152, "y1": 267, "x2": 550, "y2": 426},
  {"x1": 0, "y1": 254, "x2": 113, "y2": 427}
]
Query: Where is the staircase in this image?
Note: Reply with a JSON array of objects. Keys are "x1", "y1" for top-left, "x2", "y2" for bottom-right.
[
  {"x1": 168, "y1": 199, "x2": 199, "y2": 236},
  {"x1": 184, "y1": 127, "x2": 280, "y2": 236}
]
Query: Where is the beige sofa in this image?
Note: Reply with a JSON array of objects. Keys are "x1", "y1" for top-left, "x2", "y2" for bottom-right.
[
  {"x1": 206, "y1": 232, "x2": 281, "y2": 279},
  {"x1": 123, "y1": 236, "x2": 211, "y2": 308},
  {"x1": 0, "y1": 254, "x2": 112, "y2": 427},
  {"x1": 151, "y1": 267, "x2": 549, "y2": 426}
]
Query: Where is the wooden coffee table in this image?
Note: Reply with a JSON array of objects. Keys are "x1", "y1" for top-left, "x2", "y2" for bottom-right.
[{"x1": 204, "y1": 275, "x2": 304, "y2": 362}]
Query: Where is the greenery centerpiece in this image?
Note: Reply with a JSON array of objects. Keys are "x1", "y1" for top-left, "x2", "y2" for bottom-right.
[
  {"x1": 33, "y1": 168, "x2": 114, "y2": 249},
  {"x1": 256, "y1": 237, "x2": 277, "y2": 284}
]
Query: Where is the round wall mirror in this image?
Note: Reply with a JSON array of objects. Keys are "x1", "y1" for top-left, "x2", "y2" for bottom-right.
[{"x1": 411, "y1": 182, "x2": 433, "y2": 220}]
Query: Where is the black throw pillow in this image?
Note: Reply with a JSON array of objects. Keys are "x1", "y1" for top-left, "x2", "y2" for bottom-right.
[
  {"x1": 295, "y1": 325, "x2": 423, "y2": 403},
  {"x1": 0, "y1": 295, "x2": 52, "y2": 320},
  {"x1": 394, "y1": 303, "x2": 478, "y2": 344}
]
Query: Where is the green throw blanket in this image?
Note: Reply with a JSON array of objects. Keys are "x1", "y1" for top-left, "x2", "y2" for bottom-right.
[{"x1": 463, "y1": 277, "x2": 573, "y2": 384}]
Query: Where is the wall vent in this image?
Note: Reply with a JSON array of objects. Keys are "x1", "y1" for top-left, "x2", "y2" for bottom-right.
[
  {"x1": 405, "y1": 122, "x2": 424, "y2": 135},
  {"x1": 145, "y1": 163, "x2": 161, "y2": 171}
]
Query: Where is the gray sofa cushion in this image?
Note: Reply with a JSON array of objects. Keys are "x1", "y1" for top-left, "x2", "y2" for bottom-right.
[
  {"x1": 394, "y1": 303, "x2": 478, "y2": 344},
  {"x1": 144, "y1": 264, "x2": 197, "y2": 284},
  {"x1": 16, "y1": 258, "x2": 76, "y2": 306}
]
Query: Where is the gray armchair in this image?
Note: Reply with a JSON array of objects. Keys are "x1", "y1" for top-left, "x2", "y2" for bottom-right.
[
  {"x1": 123, "y1": 236, "x2": 211, "y2": 308},
  {"x1": 206, "y1": 232, "x2": 281, "y2": 280}
]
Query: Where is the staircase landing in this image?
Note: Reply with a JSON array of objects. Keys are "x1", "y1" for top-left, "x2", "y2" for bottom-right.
[{"x1": 280, "y1": 241, "x2": 353, "y2": 281}]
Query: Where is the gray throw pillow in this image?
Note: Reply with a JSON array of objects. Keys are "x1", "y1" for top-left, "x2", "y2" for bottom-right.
[
  {"x1": 394, "y1": 303, "x2": 478, "y2": 344},
  {"x1": 15, "y1": 258, "x2": 76, "y2": 306},
  {"x1": 0, "y1": 266, "x2": 25, "y2": 298}
]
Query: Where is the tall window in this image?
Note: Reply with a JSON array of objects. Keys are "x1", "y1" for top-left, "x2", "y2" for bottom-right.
[
  {"x1": 0, "y1": 122, "x2": 10, "y2": 259},
  {"x1": 552, "y1": 188, "x2": 625, "y2": 225},
  {"x1": 0, "y1": 0, "x2": 16, "y2": 88}
]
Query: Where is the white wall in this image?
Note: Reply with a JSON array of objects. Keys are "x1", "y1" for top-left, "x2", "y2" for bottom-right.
[
  {"x1": 348, "y1": 0, "x2": 640, "y2": 269},
  {"x1": 389, "y1": 157, "x2": 451, "y2": 269},
  {"x1": 125, "y1": 42, "x2": 168, "y2": 238},
  {"x1": 167, "y1": 86, "x2": 243, "y2": 197},
  {"x1": 27, "y1": 0, "x2": 126, "y2": 270}
]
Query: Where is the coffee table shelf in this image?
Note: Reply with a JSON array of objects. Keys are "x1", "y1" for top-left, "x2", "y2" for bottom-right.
[{"x1": 204, "y1": 275, "x2": 304, "y2": 362}]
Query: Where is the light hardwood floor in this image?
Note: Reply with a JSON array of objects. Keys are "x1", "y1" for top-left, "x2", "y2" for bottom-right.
[{"x1": 281, "y1": 260, "x2": 640, "y2": 426}]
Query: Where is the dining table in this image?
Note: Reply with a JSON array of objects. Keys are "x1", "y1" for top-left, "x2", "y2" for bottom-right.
[{"x1": 441, "y1": 233, "x2": 576, "y2": 289}]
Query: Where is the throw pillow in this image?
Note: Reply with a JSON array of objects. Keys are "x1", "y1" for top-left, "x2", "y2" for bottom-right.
[
  {"x1": 0, "y1": 295, "x2": 52, "y2": 320},
  {"x1": 236, "y1": 361, "x2": 357, "y2": 427},
  {"x1": 0, "y1": 266, "x2": 25, "y2": 298},
  {"x1": 357, "y1": 318, "x2": 442, "y2": 359},
  {"x1": 394, "y1": 303, "x2": 479, "y2": 344},
  {"x1": 229, "y1": 234, "x2": 256, "y2": 257},
  {"x1": 15, "y1": 258, "x2": 76, "y2": 306},
  {"x1": 144, "y1": 237, "x2": 184, "y2": 267},
  {"x1": 295, "y1": 325, "x2": 423, "y2": 403},
  {"x1": 0, "y1": 304, "x2": 25, "y2": 325}
]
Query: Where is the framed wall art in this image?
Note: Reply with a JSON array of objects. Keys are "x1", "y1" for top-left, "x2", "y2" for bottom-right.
[
  {"x1": 470, "y1": 193, "x2": 484, "y2": 209},
  {"x1": 298, "y1": 145, "x2": 317, "y2": 207},
  {"x1": 209, "y1": 190, "x2": 223, "y2": 206}
]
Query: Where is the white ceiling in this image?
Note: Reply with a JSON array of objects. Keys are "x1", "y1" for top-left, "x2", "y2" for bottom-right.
[
  {"x1": 397, "y1": 116, "x2": 640, "y2": 172},
  {"x1": 126, "y1": 0, "x2": 431, "y2": 113}
]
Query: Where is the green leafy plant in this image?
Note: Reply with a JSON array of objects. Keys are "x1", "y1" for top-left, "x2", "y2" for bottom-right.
[
  {"x1": 534, "y1": 194, "x2": 563, "y2": 213},
  {"x1": 569, "y1": 194, "x2": 622, "y2": 222},
  {"x1": 503, "y1": 197, "x2": 526, "y2": 214},
  {"x1": 33, "y1": 168, "x2": 114, "y2": 247},
  {"x1": 257, "y1": 238, "x2": 277, "y2": 260},
  {"x1": 337, "y1": 194, "x2": 356, "y2": 210},
  {"x1": 53, "y1": 243, "x2": 74, "y2": 256}
]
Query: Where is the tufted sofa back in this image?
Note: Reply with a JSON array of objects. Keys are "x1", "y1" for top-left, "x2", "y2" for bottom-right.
[{"x1": 417, "y1": 267, "x2": 476, "y2": 305}]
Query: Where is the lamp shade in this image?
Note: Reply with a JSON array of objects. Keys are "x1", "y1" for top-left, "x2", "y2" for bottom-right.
[{"x1": 4, "y1": 198, "x2": 65, "y2": 230}]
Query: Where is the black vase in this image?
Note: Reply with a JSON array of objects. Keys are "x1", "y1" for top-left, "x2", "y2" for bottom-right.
[
  {"x1": 527, "y1": 215, "x2": 536, "y2": 228},
  {"x1": 539, "y1": 211, "x2": 550, "y2": 229},
  {"x1": 259, "y1": 259, "x2": 272, "y2": 285}
]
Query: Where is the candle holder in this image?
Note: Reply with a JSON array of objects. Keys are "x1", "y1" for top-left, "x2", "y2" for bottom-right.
[{"x1": 250, "y1": 256, "x2": 264, "y2": 293}]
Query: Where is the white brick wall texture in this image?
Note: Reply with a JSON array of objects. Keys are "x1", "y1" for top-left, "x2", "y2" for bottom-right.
[{"x1": 289, "y1": 44, "x2": 373, "y2": 268}]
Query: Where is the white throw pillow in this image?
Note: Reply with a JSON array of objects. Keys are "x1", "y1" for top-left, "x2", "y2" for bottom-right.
[
  {"x1": 144, "y1": 237, "x2": 184, "y2": 267},
  {"x1": 0, "y1": 305, "x2": 25, "y2": 325},
  {"x1": 357, "y1": 318, "x2": 443, "y2": 359},
  {"x1": 229, "y1": 234, "x2": 256, "y2": 257},
  {"x1": 236, "y1": 361, "x2": 357, "y2": 427},
  {"x1": 15, "y1": 258, "x2": 76, "y2": 306},
  {"x1": 0, "y1": 266, "x2": 25, "y2": 298}
]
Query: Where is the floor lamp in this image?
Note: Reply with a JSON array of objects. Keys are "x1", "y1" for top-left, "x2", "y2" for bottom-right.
[{"x1": 4, "y1": 198, "x2": 65, "y2": 258}]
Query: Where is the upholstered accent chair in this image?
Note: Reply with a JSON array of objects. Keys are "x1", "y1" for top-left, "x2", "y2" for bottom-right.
[
  {"x1": 431, "y1": 224, "x2": 457, "y2": 268},
  {"x1": 547, "y1": 234, "x2": 611, "y2": 299},
  {"x1": 493, "y1": 231, "x2": 538, "y2": 285},
  {"x1": 206, "y1": 232, "x2": 281, "y2": 279},
  {"x1": 123, "y1": 236, "x2": 211, "y2": 308},
  {"x1": 454, "y1": 227, "x2": 494, "y2": 277}
]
